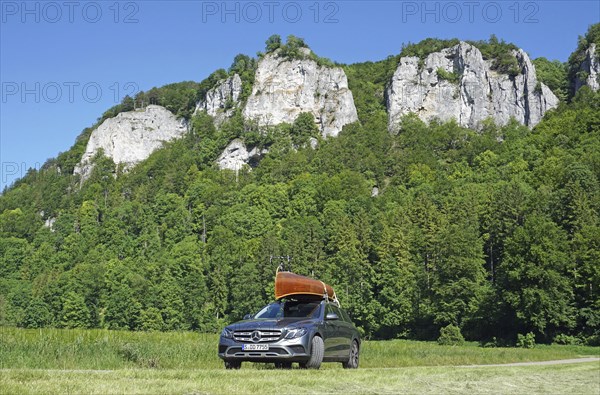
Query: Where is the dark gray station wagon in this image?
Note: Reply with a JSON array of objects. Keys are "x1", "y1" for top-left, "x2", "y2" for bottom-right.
[{"x1": 218, "y1": 298, "x2": 360, "y2": 369}]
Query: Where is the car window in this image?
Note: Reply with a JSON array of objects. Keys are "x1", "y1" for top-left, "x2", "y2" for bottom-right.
[
  {"x1": 254, "y1": 301, "x2": 320, "y2": 319},
  {"x1": 254, "y1": 302, "x2": 281, "y2": 319},
  {"x1": 325, "y1": 304, "x2": 335, "y2": 316},
  {"x1": 283, "y1": 301, "x2": 320, "y2": 318},
  {"x1": 325, "y1": 304, "x2": 342, "y2": 319},
  {"x1": 324, "y1": 304, "x2": 353, "y2": 323},
  {"x1": 339, "y1": 308, "x2": 352, "y2": 323}
]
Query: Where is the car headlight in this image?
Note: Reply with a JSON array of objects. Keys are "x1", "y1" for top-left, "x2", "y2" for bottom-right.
[
  {"x1": 285, "y1": 328, "x2": 308, "y2": 339},
  {"x1": 221, "y1": 328, "x2": 233, "y2": 339}
]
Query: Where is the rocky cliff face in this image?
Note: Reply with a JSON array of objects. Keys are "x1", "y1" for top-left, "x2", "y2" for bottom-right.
[
  {"x1": 74, "y1": 105, "x2": 187, "y2": 180},
  {"x1": 216, "y1": 139, "x2": 266, "y2": 171},
  {"x1": 243, "y1": 49, "x2": 358, "y2": 137},
  {"x1": 75, "y1": 41, "x2": 566, "y2": 181},
  {"x1": 195, "y1": 74, "x2": 243, "y2": 125},
  {"x1": 386, "y1": 42, "x2": 559, "y2": 132},
  {"x1": 574, "y1": 43, "x2": 599, "y2": 92}
]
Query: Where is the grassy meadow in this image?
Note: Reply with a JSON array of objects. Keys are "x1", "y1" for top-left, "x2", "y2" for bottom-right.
[
  {"x1": 2, "y1": 363, "x2": 599, "y2": 395},
  {"x1": 0, "y1": 327, "x2": 599, "y2": 394}
]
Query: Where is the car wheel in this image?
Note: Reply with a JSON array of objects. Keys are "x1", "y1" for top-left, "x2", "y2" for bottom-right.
[
  {"x1": 274, "y1": 362, "x2": 292, "y2": 369},
  {"x1": 342, "y1": 341, "x2": 359, "y2": 369},
  {"x1": 224, "y1": 361, "x2": 241, "y2": 369},
  {"x1": 304, "y1": 336, "x2": 324, "y2": 369}
]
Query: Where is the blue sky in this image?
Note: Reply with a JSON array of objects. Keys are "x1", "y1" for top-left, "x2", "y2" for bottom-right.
[{"x1": 1, "y1": 0, "x2": 598, "y2": 188}]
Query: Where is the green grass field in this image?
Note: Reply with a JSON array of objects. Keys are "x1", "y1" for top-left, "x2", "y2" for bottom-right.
[{"x1": 1, "y1": 327, "x2": 599, "y2": 394}]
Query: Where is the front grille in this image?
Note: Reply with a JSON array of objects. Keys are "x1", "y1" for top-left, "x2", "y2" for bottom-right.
[{"x1": 233, "y1": 329, "x2": 282, "y2": 343}]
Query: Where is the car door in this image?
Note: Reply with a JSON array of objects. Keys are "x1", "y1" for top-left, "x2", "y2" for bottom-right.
[
  {"x1": 322, "y1": 304, "x2": 341, "y2": 358},
  {"x1": 334, "y1": 306, "x2": 353, "y2": 358},
  {"x1": 329, "y1": 306, "x2": 352, "y2": 357}
]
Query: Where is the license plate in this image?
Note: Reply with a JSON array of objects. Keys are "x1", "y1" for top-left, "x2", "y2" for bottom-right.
[{"x1": 242, "y1": 344, "x2": 269, "y2": 351}]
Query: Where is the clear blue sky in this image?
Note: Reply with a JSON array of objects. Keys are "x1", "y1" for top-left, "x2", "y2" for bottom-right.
[{"x1": 1, "y1": 0, "x2": 598, "y2": 189}]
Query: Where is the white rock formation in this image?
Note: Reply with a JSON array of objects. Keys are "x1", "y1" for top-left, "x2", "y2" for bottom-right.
[
  {"x1": 217, "y1": 139, "x2": 266, "y2": 171},
  {"x1": 387, "y1": 42, "x2": 559, "y2": 132},
  {"x1": 44, "y1": 217, "x2": 56, "y2": 231},
  {"x1": 195, "y1": 74, "x2": 243, "y2": 125},
  {"x1": 243, "y1": 48, "x2": 358, "y2": 137},
  {"x1": 574, "y1": 43, "x2": 600, "y2": 92},
  {"x1": 74, "y1": 105, "x2": 187, "y2": 180}
]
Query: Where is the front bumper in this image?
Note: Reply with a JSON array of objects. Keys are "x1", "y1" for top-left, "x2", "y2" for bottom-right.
[{"x1": 218, "y1": 336, "x2": 311, "y2": 363}]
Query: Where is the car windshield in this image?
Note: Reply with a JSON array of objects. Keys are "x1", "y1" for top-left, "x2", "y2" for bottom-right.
[{"x1": 254, "y1": 301, "x2": 321, "y2": 319}]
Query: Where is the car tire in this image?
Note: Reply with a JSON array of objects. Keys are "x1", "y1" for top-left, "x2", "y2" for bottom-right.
[
  {"x1": 304, "y1": 336, "x2": 324, "y2": 369},
  {"x1": 274, "y1": 362, "x2": 292, "y2": 369},
  {"x1": 224, "y1": 361, "x2": 241, "y2": 369},
  {"x1": 342, "y1": 340, "x2": 359, "y2": 369}
]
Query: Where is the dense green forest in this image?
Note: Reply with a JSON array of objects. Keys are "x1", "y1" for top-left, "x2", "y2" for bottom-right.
[{"x1": 1, "y1": 30, "x2": 599, "y2": 345}]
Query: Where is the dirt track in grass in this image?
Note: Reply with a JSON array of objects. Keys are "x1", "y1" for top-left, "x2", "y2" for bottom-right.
[{"x1": 1, "y1": 357, "x2": 598, "y2": 374}]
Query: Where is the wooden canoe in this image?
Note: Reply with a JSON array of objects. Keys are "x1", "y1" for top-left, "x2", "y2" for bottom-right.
[{"x1": 275, "y1": 271, "x2": 336, "y2": 301}]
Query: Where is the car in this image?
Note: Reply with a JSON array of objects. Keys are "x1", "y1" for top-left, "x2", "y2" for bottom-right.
[{"x1": 218, "y1": 298, "x2": 360, "y2": 369}]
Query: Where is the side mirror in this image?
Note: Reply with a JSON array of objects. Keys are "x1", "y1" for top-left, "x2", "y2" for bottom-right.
[
  {"x1": 325, "y1": 312, "x2": 339, "y2": 321},
  {"x1": 243, "y1": 314, "x2": 253, "y2": 320}
]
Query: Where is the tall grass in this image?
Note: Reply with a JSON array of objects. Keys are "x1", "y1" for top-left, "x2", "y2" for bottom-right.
[
  {"x1": 1, "y1": 327, "x2": 598, "y2": 370},
  {"x1": 361, "y1": 339, "x2": 599, "y2": 368},
  {"x1": 0, "y1": 328, "x2": 221, "y2": 370}
]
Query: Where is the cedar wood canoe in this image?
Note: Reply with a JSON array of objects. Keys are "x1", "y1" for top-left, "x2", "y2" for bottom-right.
[{"x1": 275, "y1": 271, "x2": 336, "y2": 301}]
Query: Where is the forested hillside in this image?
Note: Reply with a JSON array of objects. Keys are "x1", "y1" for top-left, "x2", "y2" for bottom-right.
[{"x1": 1, "y1": 29, "x2": 599, "y2": 345}]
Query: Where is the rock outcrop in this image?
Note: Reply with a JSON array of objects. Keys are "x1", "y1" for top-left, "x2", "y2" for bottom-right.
[
  {"x1": 217, "y1": 139, "x2": 266, "y2": 171},
  {"x1": 386, "y1": 42, "x2": 559, "y2": 132},
  {"x1": 574, "y1": 43, "x2": 599, "y2": 92},
  {"x1": 44, "y1": 217, "x2": 56, "y2": 231},
  {"x1": 243, "y1": 48, "x2": 358, "y2": 137},
  {"x1": 74, "y1": 105, "x2": 187, "y2": 180},
  {"x1": 195, "y1": 74, "x2": 243, "y2": 125}
]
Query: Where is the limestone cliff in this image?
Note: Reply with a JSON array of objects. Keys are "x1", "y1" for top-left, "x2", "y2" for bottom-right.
[
  {"x1": 386, "y1": 42, "x2": 559, "y2": 132},
  {"x1": 195, "y1": 74, "x2": 243, "y2": 125},
  {"x1": 216, "y1": 139, "x2": 266, "y2": 171},
  {"x1": 74, "y1": 105, "x2": 187, "y2": 180},
  {"x1": 574, "y1": 43, "x2": 600, "y2": 92},
  {"x1": 243, "y1": 49, "x2": 358, "y2": 137}
]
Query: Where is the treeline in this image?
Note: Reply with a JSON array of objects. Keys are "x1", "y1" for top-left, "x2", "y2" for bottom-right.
[{"x1": 0, "y1": 29, "x2": 599, "y2": 346}]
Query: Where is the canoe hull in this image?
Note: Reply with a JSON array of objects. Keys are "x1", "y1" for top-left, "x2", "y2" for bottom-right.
[{"x1": 275, "y1": 271, "x2": 336, "y2": 301}]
